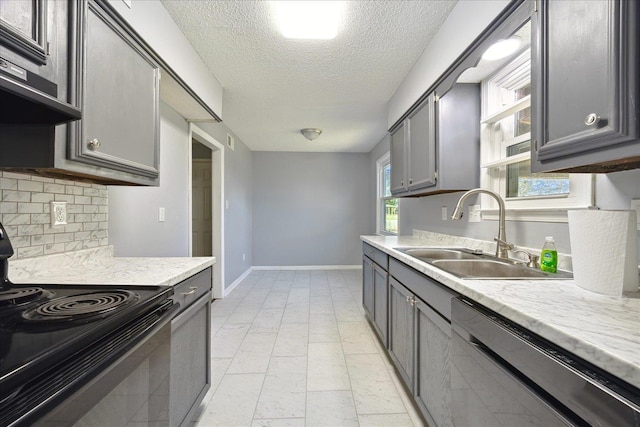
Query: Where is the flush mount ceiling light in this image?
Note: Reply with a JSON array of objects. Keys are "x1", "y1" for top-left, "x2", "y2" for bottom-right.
[
  {"x1": 300, "y1": 128, "x2": 322, "y2": 141},
  {"x1": 482, "y1": 36, "x2": 522, "y2": 61},
  {"x1": 272, "y1": 1, "x2": 345, "y2": 40}
]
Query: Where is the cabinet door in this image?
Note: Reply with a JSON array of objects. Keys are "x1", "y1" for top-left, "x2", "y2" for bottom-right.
[
  {"x1": 0, "y1": 0, "x2": 48, "y2": 66},
  {"x1": 170, "y1": 293, "x2": 211, "y2": 427},
  {"x1": 69, "y1": 1, "x2": 160, "y2": 180},
  {"x1": 372, "y1": 263, "x2": 388, "y2": 346},
  {"x1": 388, "y1": 277, "x2": 414, "y2": 389},
  {"x1": 362, "y1": 256, "x2": 375, "y2": 319},
  {"x1": 390, "y1": 123, "x2": 408, "y2": 194},
  {"x1": 532, "y1": 0, "x2": 640, "y2": 172},
  {"x1": 415, "y1": 299, "x2": 452, "y2": 427},
  {"x1": 407, "y1": 94, "x2": 437, "y2": 190}
]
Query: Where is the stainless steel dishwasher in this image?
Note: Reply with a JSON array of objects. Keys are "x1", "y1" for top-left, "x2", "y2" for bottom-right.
[{"x1": 450, "y1": 298, "x2": 640, "y2": 427}]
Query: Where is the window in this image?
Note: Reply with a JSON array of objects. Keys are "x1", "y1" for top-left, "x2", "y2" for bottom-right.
[
  {"x1": 377, "y1": 152, "x2": 398, "y2": 234},
  {"x1": 479, "y1": 48, "x2": 592, "y2": 221}
]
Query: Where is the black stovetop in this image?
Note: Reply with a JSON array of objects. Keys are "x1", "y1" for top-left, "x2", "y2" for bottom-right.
[
  {"x1": 0, "y1": 221, "x2": 175, "y2": 426},
  {"x1": 0, "y1": 283, "x2": 173, "y2": 394}
]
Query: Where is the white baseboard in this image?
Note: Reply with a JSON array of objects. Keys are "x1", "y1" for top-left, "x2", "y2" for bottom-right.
[
  {"x1": 223, "y1": 267, "x2": 252, "y2": 297},
  {"x1": 252, "y1": 265, "x2": 362, "y2": 271}
]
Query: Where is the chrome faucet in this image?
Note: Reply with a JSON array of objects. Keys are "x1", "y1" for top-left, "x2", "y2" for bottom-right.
[{"x1": 451, "y1": 188, "x2": 513, "y2": 259}]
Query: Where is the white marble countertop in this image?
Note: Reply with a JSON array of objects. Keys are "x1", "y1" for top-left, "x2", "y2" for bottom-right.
[
  {"x1": 8, "y1": 246, "x2": 215, "y2": 288},
  {"x1": 362, "y1": 232, "x2": 640, "y2": 390}
]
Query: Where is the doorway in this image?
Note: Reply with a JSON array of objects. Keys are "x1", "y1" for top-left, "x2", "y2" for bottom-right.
[{"x1": 189, "y1": 124, "x2": 224, "y2": 299}]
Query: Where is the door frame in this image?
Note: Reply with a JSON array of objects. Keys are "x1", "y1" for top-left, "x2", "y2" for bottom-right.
[{"x1": 188, "y1": 123, "x2": 224, "y2": 299}]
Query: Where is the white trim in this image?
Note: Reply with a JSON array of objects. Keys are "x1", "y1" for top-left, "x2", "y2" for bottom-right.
[
  {"x1": 375, "y1": 152, "x2": 390, "y2": 234},
  {"x1": 188, "y1": 123, "x2": 225, "y2": 299},
  {"x1": 252, "y1": 265, "x2": 362, "y2": 271},
  {"x1": 223, "y1": 267, "x2": 252, "y2": 297}
]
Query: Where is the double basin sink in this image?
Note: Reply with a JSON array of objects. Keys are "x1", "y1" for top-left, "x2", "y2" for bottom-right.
[{"x1": 395, "y1": 247, "x2": 572, "y2": 280}]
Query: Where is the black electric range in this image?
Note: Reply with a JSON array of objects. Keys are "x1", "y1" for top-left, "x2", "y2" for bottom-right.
[{"x1": 0, "y1": 222, "x2": 175, "y2": 426}]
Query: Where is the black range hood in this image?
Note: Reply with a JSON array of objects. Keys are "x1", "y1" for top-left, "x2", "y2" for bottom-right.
[{"x1": 0, "y1": 57, "x2": 81, "y2": 126}]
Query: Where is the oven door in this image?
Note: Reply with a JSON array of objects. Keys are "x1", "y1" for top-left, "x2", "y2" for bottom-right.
[{"x1": 36, "y1": 303, "x2": 178, "y2": 427}]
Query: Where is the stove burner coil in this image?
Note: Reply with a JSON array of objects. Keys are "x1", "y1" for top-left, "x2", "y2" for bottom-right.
[
  {"x1": 0, "y1": 287, "x2": 52, "y2": 307},
  {"x1": 22, "y1": 290, "x2": 139, "y2": 322}
]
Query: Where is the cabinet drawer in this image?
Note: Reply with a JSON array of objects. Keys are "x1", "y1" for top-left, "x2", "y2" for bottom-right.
[
  {"x1": 172, "y1": 268, "x2": 212, "y2": 314},
  {"x1": 389, "y1": 258, "x2": 457, "y2": 321},
  {"x1": 363, "y1": 242, "x2": 388, "y2": 270}
]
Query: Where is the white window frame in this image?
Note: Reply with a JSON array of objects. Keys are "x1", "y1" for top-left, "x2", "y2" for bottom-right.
[
  {"x1": 376, "y1": 152, "x2": 398, "y2": 235},
  {"x1": 479, "y1": 51, "x2": 593, "y2": 223}
]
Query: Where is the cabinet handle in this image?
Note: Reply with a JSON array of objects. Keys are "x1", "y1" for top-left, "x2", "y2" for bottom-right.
[
  {"x1": 409, "y1": 178, "x2": 413, "y2": 185},
  {"x1": 584, "y1": 113, "x2": 601, "y2": 126},
  {"x1": 88, "y1": 139, "x2": 101, "y2": 150},
  {"x1": 405, "y1": 295, "x2": 416, "y2": 306},
  {"x1": 181, "y1": 286, "x2": 198, "y2": 297}
]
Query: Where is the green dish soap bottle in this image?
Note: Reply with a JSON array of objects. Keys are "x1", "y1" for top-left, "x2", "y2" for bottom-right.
[{"x1": 540, "y1": 236, "x2": 558, "y2": 273}]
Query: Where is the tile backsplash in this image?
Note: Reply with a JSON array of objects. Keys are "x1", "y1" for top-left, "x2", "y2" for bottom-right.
[{"x1": 0, "y1": 171, "x2": 108, "y2": 258}]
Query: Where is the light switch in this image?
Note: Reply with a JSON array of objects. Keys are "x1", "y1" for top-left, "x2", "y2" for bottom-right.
[
  {"x1": 631, "y1": 199, "x2": 640, "y2": 230},
  {"x1": 158, "y1": 207, "x2": 165, "y2": 222},
  {"x1": 441, "y1": 206, "x2": 448, "y2": 221}
]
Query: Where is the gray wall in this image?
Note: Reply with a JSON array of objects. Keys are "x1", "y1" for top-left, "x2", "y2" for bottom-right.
[
  {"x1": 109, "y1": 102, "x2": 190, "y2": 257},
  {"x1": 252, "y1": 152, "x2": 371, "y2": 266},
  {"x1": 197, "y1": 122, "x2": 254, "y2": 288}
]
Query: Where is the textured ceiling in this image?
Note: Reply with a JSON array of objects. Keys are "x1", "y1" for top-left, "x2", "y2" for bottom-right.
[{"x1": 160, "y1": 0, "x2": 457, "y2": 152}]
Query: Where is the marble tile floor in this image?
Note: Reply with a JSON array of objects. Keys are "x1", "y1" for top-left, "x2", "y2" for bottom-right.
[{"x1": 189, "y1": 269, "x2": 425, "y2": 427}]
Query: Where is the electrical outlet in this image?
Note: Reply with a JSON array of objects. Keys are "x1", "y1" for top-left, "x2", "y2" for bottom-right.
[
  {"x1": 225, "y1": 200, "x2": 229, "y2": 210},
  {"x1": 50, "y1": 202, "x2": 67, "y2": 226},
  {"x1": 441, "y1": 206, "x2": 448, "y2": 221},
  {"x1": 631, "y1": 199, "x2": 640, "y2": 230},
  {"x1": 158, "y1": 207, "x2": 165, "y2": 222},
  {"x1": 468, "y1": 205, "x2": 482, "y2": 223}
]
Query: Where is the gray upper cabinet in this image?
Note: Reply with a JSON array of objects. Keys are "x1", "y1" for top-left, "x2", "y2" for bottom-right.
[
  {"x1": 1, "y1": 0, "x2": 48, "y2": 66},
  {"x1": 531, "y1": 0, "x2": 640, "y2": 173},
  {"x1": 390, "y1": 122, "x2": 408, "y2": 194},
  {"x1": 390, "y1": 85, "x2": 480, "y2": 197},
  {"x1": 0, "y1": 0, "x2": 81, "y2": 125},
  {"x1": 407, "y1": 94, "x2": 437, "y2": 191},
  {"x1": 68, "y1": 0, "x2": 160, "y2": 181},
  {"x1": 0, "y1": 0, "x2": 160, "y2": 186}
]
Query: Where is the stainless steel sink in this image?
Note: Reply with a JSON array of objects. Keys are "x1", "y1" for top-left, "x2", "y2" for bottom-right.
[
  {"x1": 431, "y1": 259, "x2": 549, "y2": 279},
  {"x1": 401, "y1": 248, "x2": 479, "y2": 261},
  {"x1": 395, "y1": 247, "x2": 572, "y2": 280}
]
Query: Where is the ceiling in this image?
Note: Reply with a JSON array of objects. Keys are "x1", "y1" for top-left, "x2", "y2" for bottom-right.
[{"x1": 160, "y1": 1, "x2": 457, "y2": 152}]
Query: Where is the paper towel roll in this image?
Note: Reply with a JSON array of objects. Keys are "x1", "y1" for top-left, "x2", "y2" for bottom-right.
[{"x1": 568, "y1": 209, "x2": 639, "y2": 297}]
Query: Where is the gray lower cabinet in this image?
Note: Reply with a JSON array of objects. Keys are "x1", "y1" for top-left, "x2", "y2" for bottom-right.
[
  {"x1": 362, "y1": 243, "x2": 389, "y2": 346},
  {"x1": 415, "y1": 299, "x2": 452, "y2": 427},
  {"x1": 388, "y1": 277, "x2": 415, "y2": 389},
  {"x1": 362, "y1": 256, "x2": 375, "y2": 319},
  {"x1": 372, "y1": 263, "x2": 388, "y2": 345},
  {"x1": 387, "y1": 257, "x2": 457, "y2": 427},
  {"x1": 532, "y1": 0, "x2": 640, "y2": 173},
  {"x1": 170, "y1": 268, "x2": 212, "y2": 427}
]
